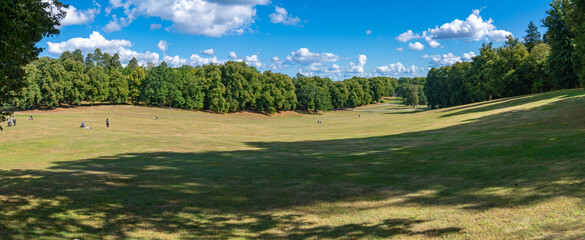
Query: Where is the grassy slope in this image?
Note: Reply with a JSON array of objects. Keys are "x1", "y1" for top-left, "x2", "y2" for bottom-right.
[{"x1": 0, "y1": 89, "x2": 584, "y2": 239}]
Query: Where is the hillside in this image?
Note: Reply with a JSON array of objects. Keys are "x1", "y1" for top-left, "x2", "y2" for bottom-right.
[{"x1": 1, "y1": 89, "x2": 584, "y2": 239}]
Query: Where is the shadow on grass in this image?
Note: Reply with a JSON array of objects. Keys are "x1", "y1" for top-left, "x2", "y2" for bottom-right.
[
  {"x1": 439, "y1": 89, "x2": 584, "y2": 118},
  {"x1": 1, "y1": 94, "x2": 584, "y2": 239}
]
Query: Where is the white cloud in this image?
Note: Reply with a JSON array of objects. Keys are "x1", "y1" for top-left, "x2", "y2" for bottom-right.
[
  {"x1": 163, "y1": 55, "x2": 189, "y2": 67},
  {"x1": 396, "y1": 9, "x2": 512, "y2": 47},
  {"x1": 105, "y1": 0, "x2": 270, "y2": 36},
  {"x1": 349, "y1": 55, "x2": 367, "y2": 73},
  {"x1": 376, "y1": 62, "x2": 418, "y2": 76},
  {"x1": 157, "y1": 40, "x2": 169, "y2": 53},
  {"x1": 190, "y1": 54, "x2": 221, "y2": 66},
  {"x1": 426, "y1": 37, "x2": 441, "y2": 48},
  {"x1": 103, "y1": 15, "x2": 129, "y2": 32},
  {"x1": 426, "y1": 10, "x2": 512, "y2": 41},
  {"x1": 60, "y1": 4, "x2": 100, "y2": 26},
  {"x1": 462, "y1": 51, "x2": 476, "y2": 61},
  {"x1": 409, "y1": 42, "x2": 425, "y2": 51},
  {"x1": 285, "y1": 48, "x2": 340, "y2": 65},
  {"x1": 150, "y1": 24, "x2": 162, "y2": 30},
  {"x1": 202, "y1": 48, "x2": 215, "y2": 56},
  {"x1": 396, "y1": 47, "x2": 404, "y2": 52},
  {"x1": 365, "y1": 30, "x2": 372, "y2": 35},
  {"x1": 47, "y1": 31, "x2": 132, "y2": 54},
  {"x1": 244, "y1": 54, "x2": 263, "y2": 68},
  {"x1": 47, "y1": 31, "x2": 160, "y2": 66},
  {"x1": 269, "y1": 6, "x2": 301, "y2": 26},
  {"x1": 396, "y1": 30, "x2": 421, "y2": 42},
  {"x1": 229, "y1": 51, "x2": 238, "y2": 59},
  {"x1": 423, "y1": 52, "x2": 475, "y2": 67}
]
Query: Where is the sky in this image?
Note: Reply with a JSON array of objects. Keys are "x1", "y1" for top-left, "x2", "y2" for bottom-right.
[{"x1": 39, "y1": 0, "x2": 553, "y2": 80}]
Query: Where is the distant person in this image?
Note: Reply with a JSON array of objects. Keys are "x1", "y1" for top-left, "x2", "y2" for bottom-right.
[
  {"x1": 29, "y1": 115, "x2": 33, "y2": 120},
  {"x1": 7, "y1": 117, "x2": 12, "y2": 127},
  {"x1": 80, "y1": 121, "x2": 86, "y2": 128},
  {"x1": 13, "y1": 117, "x2": 16, "y2": 126},
  {"x1": 358, "y1": 114, "x2": 361, "y2": 117},
  {"x1": 106, "y1": 118, "x2": 109, "y2": 128}
]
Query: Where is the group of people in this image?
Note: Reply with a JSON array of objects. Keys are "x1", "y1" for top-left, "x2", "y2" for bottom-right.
[
  {"x1": 80, "y1": 118, "x2": 110, "y2": 129},
  {"x1": 7, "y1": 116, "x2": 16, "y2": 127}
]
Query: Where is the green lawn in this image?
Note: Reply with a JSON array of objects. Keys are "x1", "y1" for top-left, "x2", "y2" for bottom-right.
[{"x1": 1, "y1": 89, "x2": 584, "y2": 239}]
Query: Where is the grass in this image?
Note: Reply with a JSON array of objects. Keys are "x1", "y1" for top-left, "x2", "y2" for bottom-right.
[{"x1": 1, "y1": 89, "x2": 584, "y2": 239}]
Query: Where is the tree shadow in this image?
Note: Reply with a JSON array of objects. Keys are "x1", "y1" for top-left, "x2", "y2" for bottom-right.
[
  {"x1": 439, "y1": 90, "x2": 584, "y2": 118},
  {"x1": 1, "y1": 94, "x2": 584, "y2": 238}
]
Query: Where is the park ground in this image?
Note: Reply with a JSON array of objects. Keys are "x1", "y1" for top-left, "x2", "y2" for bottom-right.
[{"x1": 1, "y1": 89, "x2": 585, "y2": 239}]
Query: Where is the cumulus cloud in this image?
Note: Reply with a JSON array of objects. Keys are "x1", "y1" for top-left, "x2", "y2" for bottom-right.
[
  {"x1": 462, "y1": 51, "x2": 476, "y2": 61},
  {"x1": 409, "y1": 42, "x2": 425, "y2": 51},
  {"x1": 269, "y1": 6, "x2": 301, "y2": 26},
  {"x1": 285, "y1": 48, "x2": 340, "y2": 65},
  {"x1": 397, "y1": 9, "x2": 512, "y2": 47},
  {"x1": 47, "y1": 31, "x2": 132, "y2": 54},
  {"x1": 396, "y1": 47, "x2": 404, "y2": 52},
  {"x1": 396, "y1": 30, "x2": 420, "y2": 42},
  {"x1": 376, "y1": 62, "x2": 418, "y2": 76},
  {"x1": 244, "y1": 54, "x2": 263, "y2": 68},
  {"x1": 47, "y1": 31, "x2": 159, "y2": 66},
  {"x1": 150, "y1": 23, "x2": 162, "y2": 30},
  {"x1": 349, "y1": 55, "x2": 367, "y2": 73},
  {"x1": 423, "y1": 52, "x2": 476, "y2": 67},
  {"x1": 163, "y1": 55, "x2": 189, "y2": 67},
  {"x1": 60, "y1": 4, "x2": 100, "y2": 26},
  {"x1": 103, "y1": 15, "x2": 128, "y2": 32},
  {"x1": 105, "y1": 0, "x2": 270, "y2": 36},
  {"x1": 229, "y1": 51, "x2": 238, "y2": 59},
  {"x1": 157, "y1": 40, "x2": 169, "y2": 53},
  {"x1": 190, "y1": 54, "x2": 221, "y2": 66},
  {"x1": 202, "y1": 48, "x2": 215, "y2": 56}
]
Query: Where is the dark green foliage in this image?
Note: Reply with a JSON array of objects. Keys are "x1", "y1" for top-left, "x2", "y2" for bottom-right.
[
  {"x1": 0, "y1": 0, "x2": 66, "y2": 128},
  {"x1": 570, "y1": 0, "x2": 585, "y2": 86},
  {"x1": 524, "y1": 21, "x2": 543, "y2": 52},
  {"x1": 402, "y1": 84, "x2": 419, "y2": 107},
  {"x1": 14, "y1": 48, "x2": 398, "y2": 113},
  {"x1": 543, "y1": 0, "x2": 579, "y2": 89}
]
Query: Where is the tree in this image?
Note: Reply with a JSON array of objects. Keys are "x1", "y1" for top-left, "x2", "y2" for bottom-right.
[
  {"x1": 0, "y1": 0, "x2": 66, "y2": 129},
  {"x1": 543, "y1": 0, "x2": 579, "y2": 89},
  {"x1": 524, "y1": 21, "x2": 543, "y2": 51},
  {"x1": 569, "y1": 0, "x2": 585, "y2": 86},
  {"x1": 402, "y1": 84, "x2": 419, "y2": 108},
  {"x1": 128, "y1": 67, "x2": 146, "y2": 103}
]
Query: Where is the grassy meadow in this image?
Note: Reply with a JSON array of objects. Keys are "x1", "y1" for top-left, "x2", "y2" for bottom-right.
[{"x1": 1, "y1": 89, "x2": 585, "y2": 239}]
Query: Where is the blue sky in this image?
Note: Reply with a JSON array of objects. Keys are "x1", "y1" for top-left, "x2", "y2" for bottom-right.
[{"x1": 40, "y1": 0, "x2": 552, "y2": 80}]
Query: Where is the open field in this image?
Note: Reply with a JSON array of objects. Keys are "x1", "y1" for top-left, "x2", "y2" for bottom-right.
[{"x1": 1, "y1": 89, "x2": 585, "y2": 239}]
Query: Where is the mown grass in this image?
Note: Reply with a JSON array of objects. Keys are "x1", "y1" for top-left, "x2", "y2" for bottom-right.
[{"x1": 1, "y1": 89, "x2": 584, "y2": 239}]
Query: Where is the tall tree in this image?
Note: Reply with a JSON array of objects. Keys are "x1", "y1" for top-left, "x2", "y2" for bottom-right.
[
  {"x1": 570, "y1": 0, "x2": 585, "y2": 86},
  {"x1": 524, "y1": 21, "x2": 543, "y2": 51},
  {"x1": 0, "y1": 0, "x2": 66, "y2": 129},
  {"x1": 543, "y1": 0, "x2": 579, "y2": 89}
]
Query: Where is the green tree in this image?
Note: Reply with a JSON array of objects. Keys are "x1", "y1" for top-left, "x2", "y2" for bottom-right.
[
  {"x1": 0, "y1": 0, "x2": 66, "y2": 128},
  {"x1": 543, "y1": 0, "x2": 579, "y2": 89},
  {"x1": 524, "y1": 21, "x2": 543, "y2": 51},
  {"x1": 402, "y1": 84, "x2": 419, "y2": 108},
  {"x1": 108, "y1": 70, "x2": 129, "y2": 103},
  {"x1": 569, "y1": 0, "x2": 585, "y2": 86},
  {"x1": 128, "y1": 67, "x2": 146, "y2": 103}
]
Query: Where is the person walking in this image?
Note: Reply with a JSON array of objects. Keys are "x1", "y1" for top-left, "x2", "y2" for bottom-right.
[
  {"x1": 13, "y1": 117, "x2": 16, "y2": 126},
  {"x1": 106, "y1": 118, "x2": 109, "y2": 128}
]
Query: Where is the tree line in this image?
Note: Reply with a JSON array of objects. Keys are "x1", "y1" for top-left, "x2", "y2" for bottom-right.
[
  {"x1": 8, "y1": 49, "x2": 403, "y2": 113},
  {"x1": 424, "y1": 0, "x2": 585, "y2": 109}
]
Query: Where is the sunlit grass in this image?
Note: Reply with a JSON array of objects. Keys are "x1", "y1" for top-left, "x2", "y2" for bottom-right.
[{"x1": 1, "y1": 89, "x2": 584, "y2": 239}]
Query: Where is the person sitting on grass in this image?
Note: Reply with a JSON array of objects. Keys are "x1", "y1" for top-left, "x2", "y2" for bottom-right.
[{"x1": 80, "y1": 121, "x2": 86, "y2": 128}]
